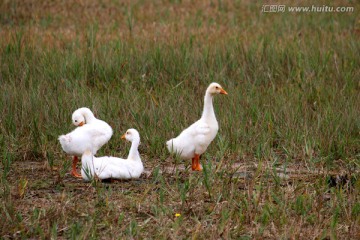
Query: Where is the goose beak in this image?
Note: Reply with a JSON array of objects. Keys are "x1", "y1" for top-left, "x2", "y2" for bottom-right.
[
  {"x1": 121, "y1": 134, "x2": 126, "y2": 140},
  {"x1": 220, "y1": 88, "x2": 228, "y2": 95},
  {"x1": 79, "y1": 121, "x2": 85, "y2": 126}
]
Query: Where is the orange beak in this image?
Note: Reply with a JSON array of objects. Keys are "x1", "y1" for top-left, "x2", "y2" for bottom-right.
[
  {"x1": 121, "y1": 134, "x2": 126, "y2": 140},
  {"x1": 79, "y1": 121, "x2": 85, "y2": 126},
  {"x1": 220, "y1": 88, "x2": 228, "y2": 95}
]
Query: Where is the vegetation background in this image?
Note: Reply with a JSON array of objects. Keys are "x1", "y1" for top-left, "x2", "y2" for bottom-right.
[{"x1": 0, "y1": 0, "x2": 359, "y2": 239}]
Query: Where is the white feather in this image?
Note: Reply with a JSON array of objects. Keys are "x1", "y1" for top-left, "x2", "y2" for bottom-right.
[
  {"x1": 166, "y1": 82, "x2": 226, "y2": 160},
  {"x1": 81, "y1": 129, "x2": 144, "y2": 181},
  {"x1": 58, "y1": 107, "x2": 113, "y2": 157}
]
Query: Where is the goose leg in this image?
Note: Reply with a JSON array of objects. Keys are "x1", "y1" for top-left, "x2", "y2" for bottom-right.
[
  {"x1": 191, "y1": 157, "x2": 196, "y2": 170},
  {"x1": 71, "y1": 156, "x2": 82, "y2": 178},
  {"x1": 193, "y1": 154, "x2": 202, "y2": 171}
]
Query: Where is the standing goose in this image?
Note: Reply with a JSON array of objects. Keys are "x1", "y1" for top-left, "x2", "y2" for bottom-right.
[
  {"x1": 81, "y1": 128, "x2": 144, "y2": 181},
  {"x1": 58, "y1": 107, "x2": 113, "y2": 178},
  {"x1": 166, "y1": 82, "x2": 228, "y2": 171}
]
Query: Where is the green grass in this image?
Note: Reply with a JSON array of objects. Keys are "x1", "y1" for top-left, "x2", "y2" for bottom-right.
[{"x1": 0, "y1": 0, "x2": 359, "y2": 239}]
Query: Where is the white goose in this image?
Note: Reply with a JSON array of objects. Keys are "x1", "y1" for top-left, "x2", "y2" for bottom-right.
[
  {"x1": 58, "y1": 107, "x2": 113, "y2": 178},
  {"x1": 166, "y1": 82, "x2": 228, "y2": 171},
  {"x1": 81, "y1": 128, "x2": 144, "y2": 181}
]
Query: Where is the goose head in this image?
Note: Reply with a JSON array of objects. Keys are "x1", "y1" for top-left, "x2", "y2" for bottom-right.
[
  {"x1": 72, "y1": 111, "x2": 86, "y2": 127},
  {"x1": 121, "y1": 128, "x2": 140, "y2": 142},
  {"x1": 207, "y1": 82, "x2": 228, "y2": 96}
]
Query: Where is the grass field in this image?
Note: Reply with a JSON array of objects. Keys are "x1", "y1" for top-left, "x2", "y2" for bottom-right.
[{"x1": 1, "y1": 0, "x2": 359, "y2": 239}]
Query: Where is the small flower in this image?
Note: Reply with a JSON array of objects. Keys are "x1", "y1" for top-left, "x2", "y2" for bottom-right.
[{"x1": 175, "y1": 213, "x2": 181, "y2": 217}]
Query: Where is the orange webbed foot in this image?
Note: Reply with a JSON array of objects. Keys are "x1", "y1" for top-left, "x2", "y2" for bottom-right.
[
  {"x1": 71, "y1": 169, "x2": 82, "y2": 178},
  {"x1": 194, "y1": 164, "x2": 203, "y2": 171}
]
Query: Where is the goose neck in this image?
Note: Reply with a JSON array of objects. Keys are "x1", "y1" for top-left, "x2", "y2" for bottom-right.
[
  {"x1": 201, "y1": 92, "x2": 215, "y2": 120},
  {"x1": 82, "y1": 154, "x2": 94, "y2": 170},
  {"x1": 81, "y1": 108, "x2": 96, "y2": 124},
  {"x1": 127, "y1": 138, "x2": 141, "y2": 160}
]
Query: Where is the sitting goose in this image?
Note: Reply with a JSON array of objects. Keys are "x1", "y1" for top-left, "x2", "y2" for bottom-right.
[{"x1": 81, "y1": 128, "x2": 144, "y2": 181}]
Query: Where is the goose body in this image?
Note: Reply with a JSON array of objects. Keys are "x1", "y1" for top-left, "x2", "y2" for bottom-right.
[
  {"x1": 166, "y1": 82, "x2": 227, "y2": 171},
  {"x1": 166, "y1": 118, "x2": 219, "y2": 160},
  {"x1": 81, "y1": 129, "x2": 144, "y2": 181},
  {"x1": 58, "y1": 107, "x2": 113, "y2": 177},
  {"x1": 58, "y1": 123, "x2": 112, "y2": 156}
]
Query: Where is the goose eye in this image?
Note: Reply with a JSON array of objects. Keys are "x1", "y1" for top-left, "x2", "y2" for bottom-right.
[
  {"x1": 75, "y1": 120, "x2": 77, "y2": 122},
  {"x1": 215, "y1": 86, "x2": 219, "y2": 89}
]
